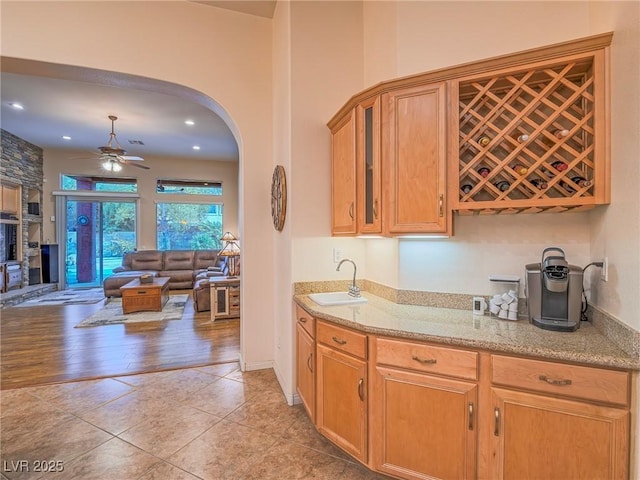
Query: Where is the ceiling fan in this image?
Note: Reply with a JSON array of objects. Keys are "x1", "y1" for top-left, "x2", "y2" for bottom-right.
[{"x1": 97, "y1": 115, "x2": 150, "y2": 171}]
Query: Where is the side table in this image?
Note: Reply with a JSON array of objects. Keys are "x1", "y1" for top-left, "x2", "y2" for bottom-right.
[{"x1": 209, "y1": 277, "x2": 240, "y2": 321}]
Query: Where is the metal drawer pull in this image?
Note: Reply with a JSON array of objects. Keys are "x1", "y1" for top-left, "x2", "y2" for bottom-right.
[
  {"x1": 299, "y1": 317, "x2": 307, "y2": 323},
  {"x1": 412, "y1": 355, "x2": 437, "y2": 365},
  {"x1": 468, "y1": 402, "x2": 474, "y2": 430},
  {"x1": 439, "y1": 194, "x2": 444, "y2": 217},
  {"x1": 539, "y1": 375, "x2": 572, "y2": 386},
  {"x1": 307, "y1": 353, "x2": 313, "y2": 373},
  {"x1": 358, "y1": 378, "x2": 364, "y2": 401},
  {"x1": 332, "y1": 336, "x2": 347, "y2": 345},
  {"x1": 494, "y1": 407, "x2": 500, "y2": 436},
  {"x1": 373, "y1": 199, "x2": 379, "y2": 219},
  {"x1": 348, "y1": 202, "x2": 354, "y2": 219},
  {"x1": 138, "y1": 291, "x2": 147, "y2": 294}
]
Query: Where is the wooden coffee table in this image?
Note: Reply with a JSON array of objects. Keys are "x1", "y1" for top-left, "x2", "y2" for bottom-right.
[{"x1": 120, "y1": 277, "x2": 170, "y2": 314}]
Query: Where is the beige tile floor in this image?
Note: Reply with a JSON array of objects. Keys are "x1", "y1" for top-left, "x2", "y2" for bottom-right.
[{"x1": 0, "y1": 363, "x2": 387, "y2": 480}]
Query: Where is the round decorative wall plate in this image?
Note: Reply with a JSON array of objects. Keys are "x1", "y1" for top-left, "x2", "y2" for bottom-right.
[
  {"x1": 77, "y1": 215, "x2": 90, "y2": 226},
  {"x1": 271, "y1": 165, "x2": 287, "y2": 231}
]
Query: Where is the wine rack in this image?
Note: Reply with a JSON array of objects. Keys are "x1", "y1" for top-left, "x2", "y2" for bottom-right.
[{"x1": 453, "y1": 51, "x2": 609, "y2": 215}]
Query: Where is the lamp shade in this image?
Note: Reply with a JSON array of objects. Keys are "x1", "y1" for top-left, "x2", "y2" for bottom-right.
[
  {"x1": 220, "y1": 231, "x2": 237, "y2": 242},
  {"x1": 219, "y1": 240, "x2": 240, "y2": 256}
]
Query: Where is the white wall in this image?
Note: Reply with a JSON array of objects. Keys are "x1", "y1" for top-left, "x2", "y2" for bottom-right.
[
  {"x1": 1, "y1": 1, "x2": 275, "y2": 370},
  {"x1": 587, "y1": 0, "x2": 640, "y2": 330}
]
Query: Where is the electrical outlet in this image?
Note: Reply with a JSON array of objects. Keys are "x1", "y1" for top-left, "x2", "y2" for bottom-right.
[
  {"x1": 601, "y1": 257, "x2": 608, "y2": 282},
  {"x1": 333, "y1": 248, "x2": 343, "y2": 263}
]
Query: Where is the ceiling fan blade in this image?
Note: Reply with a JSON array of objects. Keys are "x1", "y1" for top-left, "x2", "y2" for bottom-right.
[
  {"x1": 121, "y1": 155, "x2": 144, "y2": 161},
  {"x1": 125, "y1": 161, "x2": 151, "y2": 170}
]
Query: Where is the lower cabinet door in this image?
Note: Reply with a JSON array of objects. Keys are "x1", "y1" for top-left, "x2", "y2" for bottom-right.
[
  {"x1": 296, "y1": 323, "x2": 315, "y2": 422},
  {"x1": 316, "y1": 343, "x2": 367, "y2": 462},
  {"x1": 371, "y1": 366, "x2": 477, "y2": 479},
  {"x1": 490, "y1": 387, "x2": 629, "y2": 480}
]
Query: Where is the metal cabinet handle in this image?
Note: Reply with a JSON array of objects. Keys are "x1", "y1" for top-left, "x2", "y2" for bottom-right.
[
  {"x1": 412, "y1": 355, "x2": 437, "y2": 365},
  {"x1": 494, "y1": 407, "x2": 500, "y2": 436},
  {"x1": 358, "y1": 378, "x2": 364, "y2": 401},
  {"x1": 539, "y1": 375, "x2": 572, "y2": 386},
  {"x1": 468, "y1": 402, "x2": 474, "y2": 430},
  {"x1": 298, "y1": 317, "x2": 307, "y2": 323},
  {"x1": 332, "y1": 336, "x2": 347, "y2": 345},
  {"x1": 373, "y1": 199, "x2": 379, "y2": 219},
  {"x1": 307, "y1": 353, "x2": 313, "y2": 373},
  {"x1": 137, "y1": 291, "x2": 147, "y2": 295},
  {"x1": 439, "y1": 194, "x2": 444, "y2": 217},
  {"x1": 348, "y1": 202, "x2": 354, "y2": 219}
]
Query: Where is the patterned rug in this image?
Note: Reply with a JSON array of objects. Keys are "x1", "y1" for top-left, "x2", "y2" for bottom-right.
[
  {"x1": 16, "y1": 287, "x2": 105, "y2": 306},
  {"x1": 75, "y1": 295, "x2": 188, "y2": 328}
]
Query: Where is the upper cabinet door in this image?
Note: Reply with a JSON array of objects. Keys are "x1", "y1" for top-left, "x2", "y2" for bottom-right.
[
  {"x1": 356, "y1": 96, "x2": 382, "y2": 234},
  {"x1": 384, "y1": 82, "x2": 449, "y2": 234},
  {"x1": 331, "y1": 110, "x2": 357, "y2": 235}
]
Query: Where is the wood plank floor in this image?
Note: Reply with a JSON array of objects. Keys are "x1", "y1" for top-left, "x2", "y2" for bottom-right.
[{"x1": 0, "y1": 291, "x2": 240, "y2": 390}]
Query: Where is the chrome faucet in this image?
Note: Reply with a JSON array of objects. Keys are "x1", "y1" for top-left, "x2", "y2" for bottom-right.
[{"x1": 336, "y1": 258, "x2": 360, "y2": 297}]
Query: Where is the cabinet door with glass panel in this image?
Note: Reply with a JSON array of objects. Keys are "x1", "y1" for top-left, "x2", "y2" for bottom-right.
[{"x1": 356, "y1": 96, "x2": 382, "y2": 234}]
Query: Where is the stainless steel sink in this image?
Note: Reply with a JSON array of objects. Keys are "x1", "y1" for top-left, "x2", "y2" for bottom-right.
[{"x1": 308, "y1": 292, "x2": 368, "y2": 306}]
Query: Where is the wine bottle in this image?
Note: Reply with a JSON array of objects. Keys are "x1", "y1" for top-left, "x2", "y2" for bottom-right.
[
  {"x1": 553, "y1": 129, "x2": 570, "y2": 139},
  {"x1": 461, "y1": 184, "x2": 473, "y2": 194},
  {"x1": 514, "y1": 134, "x2": 529, "y2": 143},
  {"x1": 562, "y1": 176, "x2": 592, "y2": 193},
  {"x1": 551, "y1": 161, "x2": 568, "y2": 172},
  {"x1": 478, "y1": 136, "x2": 490, "y2": 147},
  {"x1": 513, "y1": 164, "x2": 528, "y2": 175},
  {"x1": 495, "y1": 181, "x2": 510, "y2": 192},
  {"x1": 573, "y1": 176, "x2": 592, "y2": 187},
  {"x1": 530, "y1": 178, "x2": 548, "y2": 190},
  {"x1": 477, "y1": 166, "x2": 490, "y2": 178}
]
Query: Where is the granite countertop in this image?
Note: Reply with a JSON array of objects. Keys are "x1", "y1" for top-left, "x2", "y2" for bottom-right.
[{"x1": 294, "y1": 292, "x2": 640, "y2": 371}]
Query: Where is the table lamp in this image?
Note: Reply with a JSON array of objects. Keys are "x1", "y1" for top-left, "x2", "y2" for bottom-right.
[{"x1": 219, "y1": 232, "x2": 240, "y2": 277}]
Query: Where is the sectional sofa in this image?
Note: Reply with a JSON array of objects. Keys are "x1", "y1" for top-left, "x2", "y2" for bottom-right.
[{"x1": 103, "y1": 249, "x2": 227, "y2": 298}]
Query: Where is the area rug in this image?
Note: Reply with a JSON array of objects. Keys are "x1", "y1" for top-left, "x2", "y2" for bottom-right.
[
  {"x1": 75, "y1": 294, "x2": 188, "y2": 328},
  {"x1": 16, "y1": 287, "x2": 106, "y2": 306}
]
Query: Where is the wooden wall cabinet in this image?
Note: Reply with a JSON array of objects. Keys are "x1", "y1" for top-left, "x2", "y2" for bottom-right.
[
  {"x1": 0, "y1": 184, "x2": 19, "y2": 214},
  {"x1": 328, "y1": 33, "x2": 612, "y2": 235},
  {"x1": 330, "y1": 109, "x2": 357, "y2": 235},
  {"x1": 451, "y1": 49, "x2": 610, "y2": 215},
  {"x1": 384, "y1": 82, "x2": 449, "y2": 234},
  {"x1": 295, "y1": 305, "x2": 316, "y2": 421},
  {"x1": 330, "y1": 83, "x2": 450, "y2": 236},
  {"x1": 315, "y1": 320, "x2": 368, "y2": 462}
]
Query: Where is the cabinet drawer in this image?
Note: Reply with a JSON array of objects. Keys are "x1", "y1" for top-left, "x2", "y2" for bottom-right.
[
  {"x1": 376, "y1": 337, "x2": 478, "y2": 381},
  {"x1": 317, "y1": 321, "x2": 366, "y2": 359},
  {"x1": 492, "y1": 355, "x2": 629, "y2": 407},
  {"x1": 295, "y1": 305, "x2": 315, "y2": 338}
]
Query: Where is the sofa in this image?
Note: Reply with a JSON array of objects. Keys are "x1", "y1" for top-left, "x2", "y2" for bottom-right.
[{"x1": 103, "y1": 249, "x2": 227, "y2": 298}]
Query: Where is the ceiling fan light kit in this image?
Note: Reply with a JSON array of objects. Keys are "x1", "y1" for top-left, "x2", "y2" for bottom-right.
[{"x1": 102, "y1": 159, "x2": 122, "y2": 172}]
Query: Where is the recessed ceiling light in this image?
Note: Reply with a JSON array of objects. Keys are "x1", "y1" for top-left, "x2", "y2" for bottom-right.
[
  {"x1": 9, "y1": 102, "x2": 24, "y2": 110},
  {"x1": 185, "y1": 119, "x2": 195, "y2": 126},
  {"x1": 192, "y1": 145, "x2": 201, "y2": 150},
  {"x1": 62, "y1": 135, "x2": 72, "y2": 140}
]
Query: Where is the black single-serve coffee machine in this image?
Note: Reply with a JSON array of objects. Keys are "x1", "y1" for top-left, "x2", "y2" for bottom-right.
[{"x1": 525, "y1": 247, "x2": 583, "y2": 332}]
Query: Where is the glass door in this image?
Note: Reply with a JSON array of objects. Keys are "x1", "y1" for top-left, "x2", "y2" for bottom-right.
[{"x1": 65, "y1": 199, "x2": 136, "y2": 288}]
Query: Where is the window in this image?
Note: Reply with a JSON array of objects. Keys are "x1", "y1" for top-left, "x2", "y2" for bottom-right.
[
  {"x1": 157, "y1": 203, "x2": 223, "y2": 250},
  {"x1": 156, "y1": 179, "x2": 222, "y2": 195},
  {"x1": 61, "y1": 175, "x2": 138, "y2": 192}
]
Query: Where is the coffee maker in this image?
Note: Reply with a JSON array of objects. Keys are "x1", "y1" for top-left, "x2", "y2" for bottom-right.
[{"x1": 525, "y1": 247, "x2": 583, "y2": 332}]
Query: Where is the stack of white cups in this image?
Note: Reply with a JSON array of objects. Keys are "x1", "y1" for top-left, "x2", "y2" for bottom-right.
[{"x1": 489, "y1": 290, "x2": 518, "y2": 321}]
